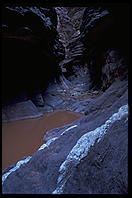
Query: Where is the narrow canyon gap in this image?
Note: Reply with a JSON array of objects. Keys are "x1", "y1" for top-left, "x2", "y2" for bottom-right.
[{"x1": 2, "y1": 3, "x2": 128, "y2": 194}]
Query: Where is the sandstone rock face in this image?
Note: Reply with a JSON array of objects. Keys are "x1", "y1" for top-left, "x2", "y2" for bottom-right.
[
  {"x1": 2, "y1": 6, "x2": 65, "y2": 105},
  {"x1": 2, "y1": 100, "x2": 43, "y2": 123},
  {"x1": 55, "y1": 7, "x2": 86, "y2": 77},
  {"x1": 2, "y1": 79, "x2": 128, "y2": 194},
  {"x1": 101, "y1": 49, "x2": 128, "y2": 90},
  {"x1": 80, "y1": 4, "x2": 129, "y2": 89},
  {"x1": 2, "y1": 4, "x2": 128, "y2": 194}
]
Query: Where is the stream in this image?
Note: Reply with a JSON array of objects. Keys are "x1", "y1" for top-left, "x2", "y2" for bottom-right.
[{"x1": 2, "y1": 110, "x2": 83, "y2": 170}]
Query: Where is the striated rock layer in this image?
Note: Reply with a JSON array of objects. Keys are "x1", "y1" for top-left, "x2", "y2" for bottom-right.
[
  {"x1": 80, "y1": 4, "x2": 129, "y2": 90},
  {"x1": 2, "y1": 3, "x2": 129, "y2": 194},
  {"x1": 2, "y1": 79, "x2": 128, "y2": 194}
]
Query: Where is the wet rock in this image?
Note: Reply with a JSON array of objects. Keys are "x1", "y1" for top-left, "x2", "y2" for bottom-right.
[
  {"x1": 2, "y1": 100, "x2": 43, "y2": 123},
  {"x1": 42, "y1": 92, "x2": 64, "y2": 110},
  {"x1": 2, "y1": 80, "x2": 128, "y2": 194},
  {"x1": 62, "y1": 115, "x2": 128, "y2": 194},
  {"x1": 38, "y1": 105, "x2": 53, "y2": 114},
  {"x1": 2, "y1": 4, "x2": 128, "y2": 195}
]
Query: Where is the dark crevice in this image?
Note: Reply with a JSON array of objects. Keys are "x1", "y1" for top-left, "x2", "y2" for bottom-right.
[{"x1": 2, "y1": 4, "x2": 128, "y2": 194}]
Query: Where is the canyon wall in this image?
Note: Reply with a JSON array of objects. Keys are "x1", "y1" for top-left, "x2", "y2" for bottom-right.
[
  {"x1": 2, "y1": 4, "x2": 129, "y2": 194},
  {"x1": 80, "y1": 4, "x2": 129, "y2": 90},
  {"x1": 55, "y1": 5, "x2": 128, "y2": 91},
  {"x1": 2, "y1": 6, "x2": 65, "y2": 105},
  {"x1": 55, "y1": 7, "x2": 86, "y2": 77}
]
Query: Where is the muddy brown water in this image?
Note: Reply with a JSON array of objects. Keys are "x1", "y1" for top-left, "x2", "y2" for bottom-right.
[{"x1": 2, "y1": 110, "x2": 83, "y2": 170}]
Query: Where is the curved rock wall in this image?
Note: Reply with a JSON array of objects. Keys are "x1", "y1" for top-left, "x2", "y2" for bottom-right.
[
  {"x1": 2, "y1": 4, "x2": 128, "y2": 194},
  {"x1": 80, "y1": 4, "x2": 129, "y2": 90},
  {"x1": 55, "y1": 7, "x2": 86, "y2": 77},
  {"x1": 2, "y1": 6, "x2": 65, "y2": 105},
  {"x1": 2, "y1": 79, "x2": 128, "y2": 194},
  {"x1": 55, "y1": 5, "x2": 129, "y2": 91}
]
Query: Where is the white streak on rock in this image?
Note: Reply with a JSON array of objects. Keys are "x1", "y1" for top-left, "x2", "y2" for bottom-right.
[
  {"x1": 38, "y1": 137, "x2": 58, "y2": 151},
  {"x1": 2, "y1": 124, "x2": 78, "y2": 186},
  {"x1": 52, "y1": 104, "x2": 128, "y2": 194},
  {"x1": 46, "y1": 137, "x2": 58, "y2": 146},
  {"x1": 38, "y1": 144, "x2": 48, "y2": 151},
  {"x1": 3, "y1": 136, "x2": 59, "y2": 184},
  {"x1": 2, "y1": 156, "x2": 31, "y2": 184},
  {"x1": 52, "y1": 182, "x2": 65, "y2": 194},
  {"x1": 40, "y1": 125, "x2": 77, "y2": 151},
  {"x1": 61, "y1": 125, "x2": 77, "y2": 135}
]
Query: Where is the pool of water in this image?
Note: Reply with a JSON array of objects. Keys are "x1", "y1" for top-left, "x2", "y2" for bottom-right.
[{"x1": 2, "y1": 110, "x2": 83, "y2": 170}]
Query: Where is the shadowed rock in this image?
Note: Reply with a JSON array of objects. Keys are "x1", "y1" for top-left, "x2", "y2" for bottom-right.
[
  {"x1": 80, "y1": 4, "x2": 129, "y2": 89},
  {"x1": 2, "y1": 100, "x2": 43, "y2": 123},
  {"x1": 2, "y1": 4, "x2": 128, "y2": 194},
  {"x1": 2, "y1": 79, "x2": 128, "y2": 194},
  {"x1": 2, "y1": 6, "x2": 65, "y2": 105}
]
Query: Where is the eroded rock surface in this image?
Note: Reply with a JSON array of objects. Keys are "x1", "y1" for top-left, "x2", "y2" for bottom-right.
[
  {"x1": 80, "y1": 4, "x2": 129, "y2": 90},
  {"x1": 2, "y1": 79, "x2": 128, "y2": 194},
  {"x1": 55, "y1": 7, "x2": 86, "y2": 77},
  {"x1": 2, "y1": 100, "x2": 43, "y2": 123},
  {"x1": 2, "y1": 6, "x2": 64, "y2": 105},
  {"x1": 2, "y1": 4, "x2": 129, "y2": 194}
]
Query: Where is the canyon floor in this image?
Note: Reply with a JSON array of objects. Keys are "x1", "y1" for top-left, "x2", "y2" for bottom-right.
[
  {"x1": 2, "y1": 4, "x2": 128, "y2": 194},
  {"x1": 2, "y1": 76, "x2": 128, "y2": 194}
]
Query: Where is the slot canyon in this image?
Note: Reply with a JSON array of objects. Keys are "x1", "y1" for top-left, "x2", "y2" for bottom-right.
[{"x1": 2, "y1": 2, "x2": 129, "y2": 194}]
